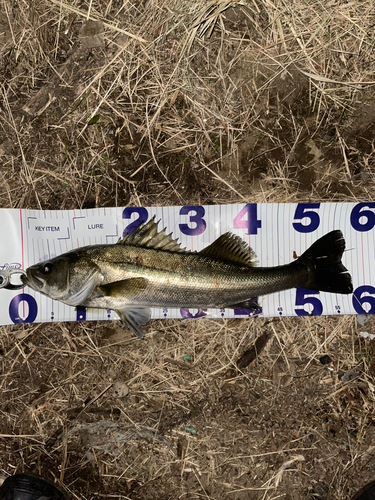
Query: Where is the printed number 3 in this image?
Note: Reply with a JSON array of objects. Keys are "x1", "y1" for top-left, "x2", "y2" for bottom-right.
[{"x1": 179, "y1": 206, "x2": 206, "y2": 236}]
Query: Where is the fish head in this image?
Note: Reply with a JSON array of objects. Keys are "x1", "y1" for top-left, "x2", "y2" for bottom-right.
[{"x1": 22, "y1": 251, "x2": 101, "y2": 306}]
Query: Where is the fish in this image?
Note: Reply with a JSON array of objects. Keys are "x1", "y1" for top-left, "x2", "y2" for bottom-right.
[{"x1": 22, "y1": 217, "x2": 353, "y2": 339}]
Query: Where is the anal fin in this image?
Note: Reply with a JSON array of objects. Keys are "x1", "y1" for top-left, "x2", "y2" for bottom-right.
[
  {"x1": 228, "y1": 298, "x2": 260, "y2": 311},
  {"x1": 115, "y1": 306, "x2": 151, "y2": 339}
]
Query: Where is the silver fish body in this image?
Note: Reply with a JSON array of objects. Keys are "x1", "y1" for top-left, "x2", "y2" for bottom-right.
[{"x1": 23, "y1": 218, "x2": 353, "y2": 338}]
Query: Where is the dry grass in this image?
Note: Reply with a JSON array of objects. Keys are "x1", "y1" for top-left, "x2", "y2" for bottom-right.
[{"x1": 1, "y1": 0, "x2": 375, "y2": 498}]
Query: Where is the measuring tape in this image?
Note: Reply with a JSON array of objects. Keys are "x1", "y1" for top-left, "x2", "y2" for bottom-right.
[{"x1": 0, "y1": 203, "x2": 372, "y2": 326}]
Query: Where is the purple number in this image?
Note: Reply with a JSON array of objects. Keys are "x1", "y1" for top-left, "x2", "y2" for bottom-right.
[
  {"x1": 350, "y1": 203, "x2": 375, "y2": 232},
  {"x1": 179, "y1": 206, "x2": 206, "y2": 236},
  {"x1": 352, "y1": 286, "x2": 375, "y2": 314},
  {"x1": 9, "y1": 294, "x2": 38, "y2": 324},
  {"x1": 234, "y1": 301, "x2": 262, "y2": 316},
  {"x1": 180, "y1": 308, "x2": 207, "y2": 318},
  {"x1": 233, "y1": 204, "x2": 261, "y2": 235},
  {"x1": 295, "y1": 288, "x2": 323, "y2": 316},
  {"x1": 76, "y1": 306, "x2": 87, "y2": 321},
  {"x1": 122, "y1": 207, "x2": 148, "y2": 236},
  {"x1": 292, "y1": 203, "x2": 320, "y2": 233}
]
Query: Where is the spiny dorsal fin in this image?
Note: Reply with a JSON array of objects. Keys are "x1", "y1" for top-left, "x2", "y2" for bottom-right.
[
  {"x1": 199, "y1": 232, "x2": 257, "y2": 267},
  {"x1": 118, "y1": 216, "x2": 186, "y2": 252}
]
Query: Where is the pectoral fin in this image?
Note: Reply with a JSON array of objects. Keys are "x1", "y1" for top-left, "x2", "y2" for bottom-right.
[
  {"x1": 99, "y1": 277, "x2": 148, "y2": 298},
  {"x1": 115, "y1": 306, "x2": 151, "y2": 339},
  {"x1": 99, "y1": 278, "x2": 150, "y2": 338}
]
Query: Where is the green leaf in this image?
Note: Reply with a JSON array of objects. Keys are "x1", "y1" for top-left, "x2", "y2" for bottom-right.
[{"x1": 88, "y1": 114, "x2": 100, "y2": 125}]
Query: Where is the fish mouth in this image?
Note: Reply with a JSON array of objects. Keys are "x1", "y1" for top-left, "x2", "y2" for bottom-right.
[
  {"x1": 22, "y1": 269, "x2": 45, "y2": 290},
  {"x1": 20, "y1": 273, "x2": 29, "y2": 285}
]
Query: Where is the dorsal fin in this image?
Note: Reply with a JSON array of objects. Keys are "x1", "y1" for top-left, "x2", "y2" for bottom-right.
[
  {"x1": 118, "y1": 216, "x2": 186, "y2": 252},
  {"x1": 199, "y1": 232, "x2": 257, "y2": 267}
]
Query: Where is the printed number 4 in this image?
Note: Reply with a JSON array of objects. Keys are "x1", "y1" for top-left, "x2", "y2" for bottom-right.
[{"x1": 233, "y1": 204, "x2": 261, "y2": 235}]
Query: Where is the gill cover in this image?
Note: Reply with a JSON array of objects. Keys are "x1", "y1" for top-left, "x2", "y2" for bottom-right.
[{"x1": 25, "y1": 254, "x2": 100, "y2": 306}]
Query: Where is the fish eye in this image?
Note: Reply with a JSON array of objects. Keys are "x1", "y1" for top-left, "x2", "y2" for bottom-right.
[{"x1": 42, "y1": 263, "x2": 53, "y2": 274}]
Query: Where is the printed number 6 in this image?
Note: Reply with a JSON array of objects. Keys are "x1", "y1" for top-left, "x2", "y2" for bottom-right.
[
  {"x1": 292, "y1": 203, "x2": 320, "y2": 233},
  {"x1": 350, "y1": 203, "x2": 375, "y2": 232},
  {"x1": 179, "y1": 206, "x2": 206, "y2": 236},
  {"x1": 352, "y1": 286, "x2": 375, "y2": 314},
  {"x1": 295, "y1": 288, "x2": 323, "y2": 316}
]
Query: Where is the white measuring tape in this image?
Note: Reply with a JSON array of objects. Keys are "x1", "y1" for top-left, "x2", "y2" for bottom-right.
[{"x1": 0, "y1": 203, "x2": 373, "y2": 326}]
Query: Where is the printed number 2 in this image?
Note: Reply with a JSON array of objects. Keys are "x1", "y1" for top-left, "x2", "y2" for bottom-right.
[
  {"x1": 292, "y1": 203, "x2": 320, "y2": 233},
  {"x1": 295, "y1": 288, "x2": 323, "y2": 316},
  {"x1": 122, "y1": 207, "x2": 149, "y2": 236},
  {"x1": 233, "y1": 204, "x2": 261, "y2": 234},
  {"x1": 179, "y1": 206, "x2": 206, "y2": 236}
]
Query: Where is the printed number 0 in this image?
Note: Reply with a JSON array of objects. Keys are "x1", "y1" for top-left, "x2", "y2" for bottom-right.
[
  {"x1": 350, "y1": 203, "x2": 375, "y2": 232},
  {"x1": 295, "y1": 288, "x2": 323, "y2": 316},
  {"x1": 352, "y1": 286, "x2": 375, "y2": 314},
  {"x1": 9, "y1": 294, "x2": 38, "y2": 324},
  {"x1": 292, "y1": 203, "x2": 320, "y2": 233},
  {"x1": 179, "y1": 206, "x2": 206, "y2": 236},
  {"x1": 122, "y1": 207, "x2": 149, "y2": 236}
]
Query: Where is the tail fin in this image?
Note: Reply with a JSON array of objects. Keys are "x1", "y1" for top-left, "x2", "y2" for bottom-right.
[{"x1": 298, "y1": 230, "x2": 353, "y2": 294}]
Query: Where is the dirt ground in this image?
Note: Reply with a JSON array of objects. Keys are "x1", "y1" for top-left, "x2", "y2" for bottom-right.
[{"x1": 1, "y1": 0, "x2": 375, "y2": 499}]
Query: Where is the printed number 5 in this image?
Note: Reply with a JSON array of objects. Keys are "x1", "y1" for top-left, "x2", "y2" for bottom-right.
[
  {"x1": 292, "y1": 203, "x2": 320, "y2": 233},
  {"x1": 295, "y1": 288, "x2": 323, "y2": 316}
]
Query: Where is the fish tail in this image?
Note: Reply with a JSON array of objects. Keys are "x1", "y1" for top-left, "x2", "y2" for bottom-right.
[{"x1": 297, "y1": 230, "x2": 353, "y2": 294}]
